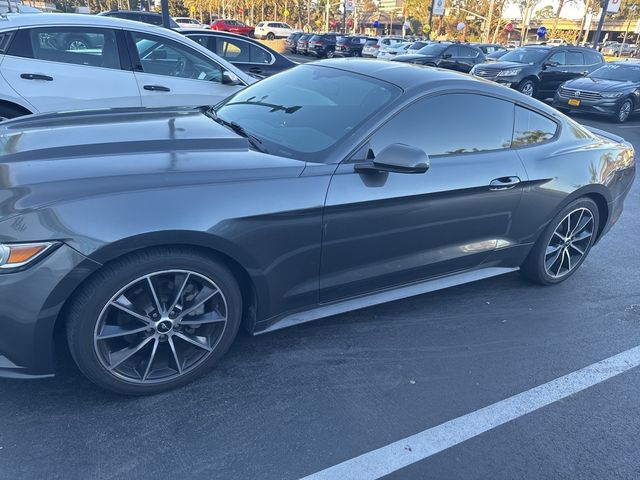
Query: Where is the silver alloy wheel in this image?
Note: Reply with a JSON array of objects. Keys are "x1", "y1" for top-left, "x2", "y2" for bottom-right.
[
  {"x1": 619, "y1": 99, "x2": 632, "y2": 122},
  {"x1": 93, "y1": 270, "x2": 228, "y2": 384},
  {"x1": 68, "y1": 40, "x2": 88, "y2": 50},
  {"x1": 544, "y1": 207, "x2": 594, "y2": 279},
  {"x1": 520, "y1": 82, "x2": 534, "y2": 97},
  {"x1": 326, "y1": 49, "x2": 334, "y2": 58}
]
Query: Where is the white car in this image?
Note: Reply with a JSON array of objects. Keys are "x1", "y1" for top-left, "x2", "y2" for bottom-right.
[
  {"x1": 0, "y1": 13, "x2": 253, "y2": 121},
  {"x1": 377, "y1": 41, "x2": 412, "y2": 60},
  {"x1": 254, "y1": 21, "x2": 295, "y2": 40},
  {"x1": 362, "y1": 37, "x2": 405, "y2": 58},
  {"x1": 173, "y1": 17, "x2": 207, "y2": 29}
]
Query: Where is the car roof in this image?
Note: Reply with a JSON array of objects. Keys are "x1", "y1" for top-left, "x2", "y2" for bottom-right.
[{"x1": 0, "y1": 12, "x2": 162, "y2": 29}]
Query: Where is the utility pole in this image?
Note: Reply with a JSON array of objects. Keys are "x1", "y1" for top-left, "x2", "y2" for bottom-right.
[
  {"x1": 342, "y1": 0, "x2": 346, "y2": 33},
  {"x1": 592, "y1": 0, "x2": 610, "y2": 48},
  {"x1": 485, "y1": 0, "x2": 495, "y2": 42},
  {"x1": 325, "y1": 0, "x2": 329, "y2": 32},
  {"x1": 160, "y1": 0, "x2": 170, "y2": 28},
  {"x1": 428, "y1": 0, "x2": 435, "y2": 39},
  {"x1": 6, "y1": 0, "x2": 13, "y2": 13}
]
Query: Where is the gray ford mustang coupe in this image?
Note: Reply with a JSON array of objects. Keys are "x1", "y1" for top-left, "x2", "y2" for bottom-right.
[{"x1": 0, "y1": 60, "x2": 635, "y2": 394}]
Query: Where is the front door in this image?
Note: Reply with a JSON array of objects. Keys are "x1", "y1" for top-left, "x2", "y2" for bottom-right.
[{"x1": 320, "y1": 93, "x2": 527, "y2": 303}]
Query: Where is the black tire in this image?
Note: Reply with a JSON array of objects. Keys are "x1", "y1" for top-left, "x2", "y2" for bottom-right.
[
  {"x1": 66, "y1": 247, "x2": 242, "y2": 395},
  {"x1": 325, "y1": 48, "x2": 335, "y2": 58},
  {"x1": 520, "y1": 198, "x2": 599, "y2": 286},
  {"x1": 65, "y1": 36, "x2": 90, "y2": 50},
  {"x1": 517, "y1": 79, "x2": 536, "y2": 97},
  {"x1": 266, "y1": 32, "x2": 275, "y2": 40},
  {"x1": 614, "y1": 98, "x2": 633, "y2": 123},
  {"x1": 0, "y1": 103, "x2": 29, "y2": 122}
]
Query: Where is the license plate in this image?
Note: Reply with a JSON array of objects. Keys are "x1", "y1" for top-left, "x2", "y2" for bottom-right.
[{"x1": 568, "y1": 99, "x2": 581, "y2": 106}]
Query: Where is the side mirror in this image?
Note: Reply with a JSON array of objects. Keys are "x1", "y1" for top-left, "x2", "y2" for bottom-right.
[
  {"x1": 543, "y1": 61, "x2": 559, "y2": 68},
  {"x1": 355, "y1": 144, "x2": 430, "y2": 174},
  {"x1": 222, "y1": 71, "x2": 241, "y2": 85}
]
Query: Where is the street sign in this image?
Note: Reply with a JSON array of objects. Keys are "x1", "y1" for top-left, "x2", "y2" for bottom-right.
[
  {"x1": 607, "y1": 0, "x2": 621, "y2": 14},
  {"x1": 284, "y1": 9, "x2": 289, "y2": 17},
  {"x1": 345, "y1": 0, "x2": 354, "y2": 12},
  {"x1": 373, "y1": 20, "x2": 379, "y2": 28},
  {"x1": 433, "y1": 0, "x2": 445, "y2": 16},
  {"x1": 466, "y1": 15, "x2": 475, "y2": 20},
  {"x1": 537, "y1": 26, "x2": 547, "y2": 38},
  {"x1": 635, "y1": 19, "x2": 640, "y2": 35},
  {"x1": 456, "y1": 22, "x2": 465, "y2": 31},
  {"x1": 505, "y1": 22, "x2": 513, "y2": 32}
]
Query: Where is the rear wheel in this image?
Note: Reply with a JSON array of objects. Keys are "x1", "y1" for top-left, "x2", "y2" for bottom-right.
[
  {"x1": 520, "y1": 198, "x2": 599, "y2": 285},
  {"x1": 326, "y1": 48, "x2": 335, "y2": 58},
  {"x1": 614, "y1": 98, "x2": 633, "y2": 123},
  {"x1": 66, "y1": 248, "x2": 242, "y2": 395}
]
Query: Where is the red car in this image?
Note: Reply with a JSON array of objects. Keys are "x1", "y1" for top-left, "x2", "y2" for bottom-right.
[{"x1": 210, "y1": 19, "x2": 254, "y2": 37}]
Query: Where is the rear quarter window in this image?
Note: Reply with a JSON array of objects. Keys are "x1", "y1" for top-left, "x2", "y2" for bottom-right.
[
  {"x1": 0, "y1": 32, "x2": 14, "y2": 53},
  {"x1": 513, "y1": 106, "x2": 558, "y2": 146}
]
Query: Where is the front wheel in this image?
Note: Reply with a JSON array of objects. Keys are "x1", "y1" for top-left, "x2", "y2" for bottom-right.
[
  {"x1": 66, "y1": 247, "x2": 242, "y2": 395},
  {"x1": 614, "y1": 98, "x2": 633, "y2": 123},
  {"x1": 520, "y1": 198, "x2": 599, "y2": 285},
  {"x1": 518, "y1": 79, "x2": 536, "y2": 97},
  {"x1": 266, "y1": 32, "x2": 275, "y2": 40}
]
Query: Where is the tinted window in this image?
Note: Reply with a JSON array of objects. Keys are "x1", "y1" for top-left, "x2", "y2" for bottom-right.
[
  {"x1": 215, "y1": 64, "x2": 402, "y2": 160},
  {"x1": 547, "y1": 51, "x2": 566, "y2": 65},
  {"x1": 22, "y1": 27, "x2": 120, "y2": 70},
  {"x1": 512, "y1": 106, "x2": 557, "y2": 146},
  {"x1": 131, "y1": 32, "x2": 223, "y2": 82},
  {"x1": 0, "y1": 32, "x2": 13, "y2": 53},
  {"x1": 371, "y1": 94, "x2": 514, "y2": 156},
  {"x1": 187, "y1": 34, "x2": 211, "y2": 49},
  {"x1": 565, "y1": 51, "x2": 584, "y2": 65},
  {"x1": 365, "y1": 39, "x2": 378, "y2": 46},
  {"x1": 584, "y1": 50, "x2": 602, "y2": 64},
  {"x1": 459, "y1": 46, "x2": 479, "y2": 58},
  {"x1": 501, "y1": 47, "x2": 548, "y2": 64},
  {"x1": 445, "y1": 45, "x2": 460, "y2": 57},
  {"x1": 417, "y1": 43, "x2": 449, "y2": 55},
  {"x1": 215, "y1": 38, "x2": 272, "y2": 64}
]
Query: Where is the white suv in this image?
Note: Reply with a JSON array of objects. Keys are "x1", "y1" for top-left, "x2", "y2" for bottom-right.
[
  {"x1": 362, "y1": 37, "x2": 405, "y2": 58},
  {"x1": 0, "y1": 13, "x2": 253, "y2": 121},
  {"x1": 173, "y1": 17, "x2": 208, "y2": 29},
  {"x1": 254, "y1": 22, "x2": 295, "y2": 40}
]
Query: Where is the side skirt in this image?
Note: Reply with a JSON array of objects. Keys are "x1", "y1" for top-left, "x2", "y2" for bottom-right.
[{"x1": 256, "y1": 266, "x2": 518, "y2": 334}]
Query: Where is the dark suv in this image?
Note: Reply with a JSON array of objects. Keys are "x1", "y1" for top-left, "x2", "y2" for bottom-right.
[
  {"x1": 308, "y1": 33, "x2": 341, "y2": 58},
  {"x1": 470, "y1": 45, "x2": 604, "y2": 99},
  {"x1": 335, "y1": 35, "x2": 374, "y2": 57},
  {"x1": 98, "y1": 10, "x2": 180, "y2": 28},
  {"x1": 285, "y1": 32, "x2": 303, "y2": 53},
  {"x1": 392, "y1": 42, "x2": 485, "y2": 73}
]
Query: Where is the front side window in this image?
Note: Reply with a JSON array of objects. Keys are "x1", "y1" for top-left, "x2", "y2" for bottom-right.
[
  {"x1": 215, "y1": 64, "x2": 401, "y2": 161},
  {"x1": 369, "y1": 94, "x2": 515, "y2": 157},
  {"x1": 20, "y1": 27, "x2": 120, "y2": 70},
  {"x1": 215, "y1": 38, "x2": 271, "y2": 64},
  {"x1": 131, "y1": 32, "x2": 223, "y2": 82},
  {"x1": 512, "y1": 106, "x2": 557, "y2": 146},
  {"x1": 547, "y1": 51, "x2": 566, "y2": 65}
]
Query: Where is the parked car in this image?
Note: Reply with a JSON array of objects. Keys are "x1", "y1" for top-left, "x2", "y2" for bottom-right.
[
  {"x1": 553, "y1": 61, "x2": 640, "y2": 122},
  {"x1": 470, "y1": 45, "x2": 604, "y2": 98},
  {"x1": 296, "y1": 33, "x2": 312, "y2": 55},
  {"x1": 173, "y1": 17, "x2": 207, "y2": 29},
  {"x1": 377, "y1": 41, "x2": 413, "y2": 60},
  {"x1": 0, "y1": 13, "x2": 253, "y2": 121},
  {"x1": 307, "y1": 33, "x2": 341, "y2": 58},
  {"x1": 407, "y1": 40, "x2": 429, "y2": 54},
  {"x1": 392, "y1": 42, "x2": 485, "y2": 73},
  {"x1": 485, "y1": 49, "x2": 509, "y2": 62},
  {"x1": 598, "y1": 40, "x2": 618, "y2": 52},
  {"x1": 254, "y1": 21, "x2": 295, "y2": 40},
  {"x1": 209, "y1": 19, "x2": 254, "y2": 37},
  {"x1": 180, "y1": 29, "x2": 296, "y2": 77},
  {"x1": 285, "y1": 32, "x2": 303, "y2": 53},
  {"x1": 98, "y1": 10, "x2": 180, "y2": 28},
  {"x1": 602, "y1": 43, "x2": 637, "y2": 57},
  {"x1": 362, "y1": 36, "x2": 404, "y2": 58},
  {"x1": 545, "y1": 38, "x2": 567, "y2": 46},
  {"x1": 0, "y1": 59, "x2": 634, "y2": 394},
  {"x1": 472, "y1": 43, "x2": 506, "y2": 55},
  {"x1": 334, "y1": 35, "x2": 373, "y2": 57}
]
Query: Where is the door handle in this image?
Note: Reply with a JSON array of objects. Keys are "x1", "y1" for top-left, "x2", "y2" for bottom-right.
[
  {"x1": 248, "y1": 66, "x2": 262, "y2": 74},
  {"x1": 143, "y1": 85, "x2": 171, "y2": 92},
  {"x1": 20, "y1": 73, "x2": 53, "y2": 81},
  {"x1": 489, "y1": 176, "x2": 521, "y2": 190}
]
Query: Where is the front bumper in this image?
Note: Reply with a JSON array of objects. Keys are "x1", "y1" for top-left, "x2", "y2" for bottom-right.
[
  {"x1": 0, "y1": 244, "x2": 100, "y2": 378},
  {"x1": 552, "y1": 93, "x2": 624, "y2": 116}
]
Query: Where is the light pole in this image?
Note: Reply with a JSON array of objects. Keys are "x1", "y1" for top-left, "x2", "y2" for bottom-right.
[{"x1": 592, "y1": 0, "x2": 610, "y2": 48}]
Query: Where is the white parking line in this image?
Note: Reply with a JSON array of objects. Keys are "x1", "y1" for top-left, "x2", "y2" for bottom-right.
[{"x1": 300, "y1": 344, "x2": 640, "y2": 480}]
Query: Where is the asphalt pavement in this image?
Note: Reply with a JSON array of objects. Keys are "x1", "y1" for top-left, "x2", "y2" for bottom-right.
[{"x1": 0, "y1": 106, "x2": 639, "y2": 479}]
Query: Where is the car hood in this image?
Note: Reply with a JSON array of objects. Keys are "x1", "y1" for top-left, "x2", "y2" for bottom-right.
[
  {"x1": 0, "y1": 107, "x2": 306, "y2": 220},
  {"x1": 561, "y1": 76, "x2": 638, "y2": 92},
  {"x1": 476, "y1": 61, "x2": 528, "y2": 70}
]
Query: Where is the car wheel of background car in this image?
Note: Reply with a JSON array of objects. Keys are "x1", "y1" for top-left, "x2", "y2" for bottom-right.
[
  {"x1": 518, "y1": 80, "x2": 536, "y2": 97},
  {"x1": 66, "y1": 247, "x2": 242, "y2": 395},
  {"x1": 326, "y1": 48, "x2": 335, "y2": 58},
  {"x1": 0, "y1": 103, "x2": 30, "y2": 122},
  {"x1": 615, "y1": 98, "x2": 633, "y2": 123},
  {"x1": 66, "y1": 36, "x2": 90, "y2": 50},
  {"x1": 520, "y1": 198, "x2": 599, "y2": 286},
  {"x1": 266, "y1": 32, "x2": 275, "y2": 40}
]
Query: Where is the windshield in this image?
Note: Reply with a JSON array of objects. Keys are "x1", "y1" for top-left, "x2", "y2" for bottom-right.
[
  {"x1": 589, "y1": 64, "x2": 640, "y2": 82},
  {"x1": 417, "y1": 44, "x2": 449, "y2": 55},
  {"x1": 500, "y1": 47, "x2": 549, "y2": 64},
  {"x1": 215, "y1": 65, "x2": 401, "y2": 161},
  {"x1": 410, "y1": 42, "x2": 428, "y2": 49}
]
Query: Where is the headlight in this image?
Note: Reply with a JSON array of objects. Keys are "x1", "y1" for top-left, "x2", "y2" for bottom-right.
[
  {"x1": 600, "y1": 91, "x2": 624, "y2": 98},
  {"x1": 497, "y1": 68, "x2": 523, "y2": 77},
  {"x1": 0, "y1": 242, "x2": 56, "y2": 270}
]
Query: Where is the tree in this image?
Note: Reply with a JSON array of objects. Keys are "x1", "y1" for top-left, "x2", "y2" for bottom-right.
[{"x1": 534, "y1": 5, "x2": 555, "y2": 20}]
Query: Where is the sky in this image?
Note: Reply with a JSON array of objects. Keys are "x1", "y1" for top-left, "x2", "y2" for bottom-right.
[{"x1": 502, "y1": 0, "x2": 586, "y2": 20}]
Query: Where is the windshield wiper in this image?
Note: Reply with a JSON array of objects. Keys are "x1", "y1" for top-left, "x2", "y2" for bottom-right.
[{"x1": 202, "y1": 107, "x2": 268, "y2": 154}]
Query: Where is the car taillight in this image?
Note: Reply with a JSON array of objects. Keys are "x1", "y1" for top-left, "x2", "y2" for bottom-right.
[
  {"x1": 316, "y1": 42, "x2": 324, "y2": 46},
  {"x1": 373, "y1": 44, "x2": 380, "y2": 48}
]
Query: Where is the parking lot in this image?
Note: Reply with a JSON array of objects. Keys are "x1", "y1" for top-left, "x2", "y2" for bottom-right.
[{"x1": 0, "y1": 109, "x2": 638, "y2": 478}]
